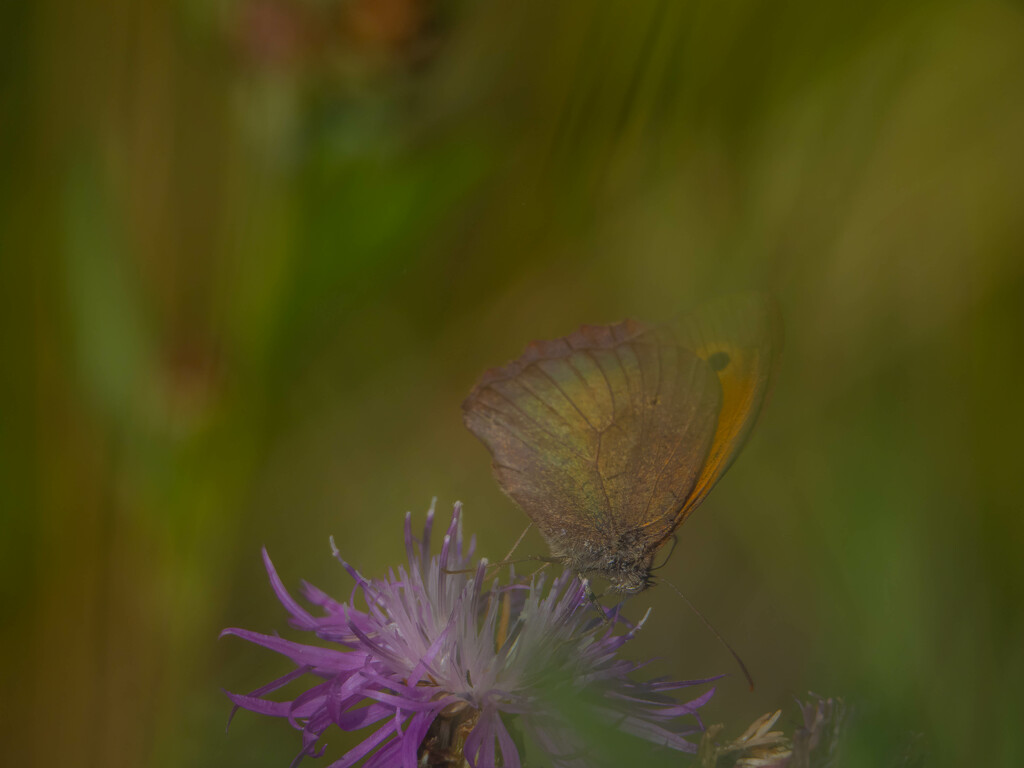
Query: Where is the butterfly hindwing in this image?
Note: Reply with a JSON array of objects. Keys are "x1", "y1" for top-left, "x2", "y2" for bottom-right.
[{"x1": 668, "y1": 293, "x2": 781, "y2": 522}]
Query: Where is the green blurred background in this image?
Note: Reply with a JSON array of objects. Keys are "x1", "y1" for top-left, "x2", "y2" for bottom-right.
[{"x1": 2, "y1": 1, "x2": 1023, "y2": 766}]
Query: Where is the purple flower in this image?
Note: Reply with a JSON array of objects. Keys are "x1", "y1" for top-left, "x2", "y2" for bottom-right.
[{"x1": 222, "y1": 502, "x2": 717, "y2": 767}]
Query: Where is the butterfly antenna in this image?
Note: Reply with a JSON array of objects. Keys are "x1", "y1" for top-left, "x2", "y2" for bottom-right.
[{"x1": 657, "y1": 576, "x2": 755, "y2": 691}]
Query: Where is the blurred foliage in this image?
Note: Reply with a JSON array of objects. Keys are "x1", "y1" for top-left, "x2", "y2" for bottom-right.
[{"x1": 2, "y1": 0, "x2": 1024, "y2": 766}]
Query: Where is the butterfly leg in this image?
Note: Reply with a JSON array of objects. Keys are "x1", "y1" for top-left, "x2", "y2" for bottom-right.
[
  {"x1": 501, "y1": 522, "x2": 533, "y2": 563},
  {"x1": 442, "y1": 554, "x2": 560, "y2": 578},
  {"x1": 651, "y1": 534, "x2": 679, "y2": 572},
  {"x1": 581, "y1": 579, "x2": 620, "y2": 625}
]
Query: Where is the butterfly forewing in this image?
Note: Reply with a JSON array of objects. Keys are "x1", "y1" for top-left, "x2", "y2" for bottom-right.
[{"x1": 463, "y1": 321, "x2": 722, "y2": 555}]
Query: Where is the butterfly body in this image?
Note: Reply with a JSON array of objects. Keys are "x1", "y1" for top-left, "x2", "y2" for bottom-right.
[
  {"x1": 463, "y1": 295, "x2": 779, "y2": 593},
  {"x1": 548, "y1": 524, "x2": 657, "y2": 594}
]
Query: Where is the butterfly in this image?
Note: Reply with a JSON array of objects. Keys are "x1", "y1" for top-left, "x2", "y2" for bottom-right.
[{"x1": 462, "y1": 293, "x2": 780, "y2": 593}]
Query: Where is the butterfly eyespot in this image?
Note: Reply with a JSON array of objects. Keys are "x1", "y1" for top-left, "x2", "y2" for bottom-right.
[{"x1": 707, "y1": 351, "x2": 731, "y2": 371}]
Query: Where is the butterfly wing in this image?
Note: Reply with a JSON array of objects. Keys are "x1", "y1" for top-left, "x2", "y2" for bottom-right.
[
  {"x1": 462, "y1": 320, "x2": 723, "y2": 555},
  {"x1": 668, "y1": 292, "x2": 781, "y2": 524}
]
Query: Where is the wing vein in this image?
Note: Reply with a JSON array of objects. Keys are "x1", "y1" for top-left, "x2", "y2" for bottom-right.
[
  {"x1": 532, "y1": 362, "x2": 599, "y2": 434},
  {"x1": 639, "y1": 357, "x2": 708, "y2": 526},
  {"x1": 582, "y1": 349, "x2": 617, "y2": 420},
  {"x1": 615, "y1": 342, "x2": 647, "y2": 496},
  {"x1": 481, "y1": 386, "x2": 590, "y2": 461}
]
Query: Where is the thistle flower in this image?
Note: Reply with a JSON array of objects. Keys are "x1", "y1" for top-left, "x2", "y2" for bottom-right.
[{"x1": 222, "y1": 502, "x2": 717, "y2": 767}]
